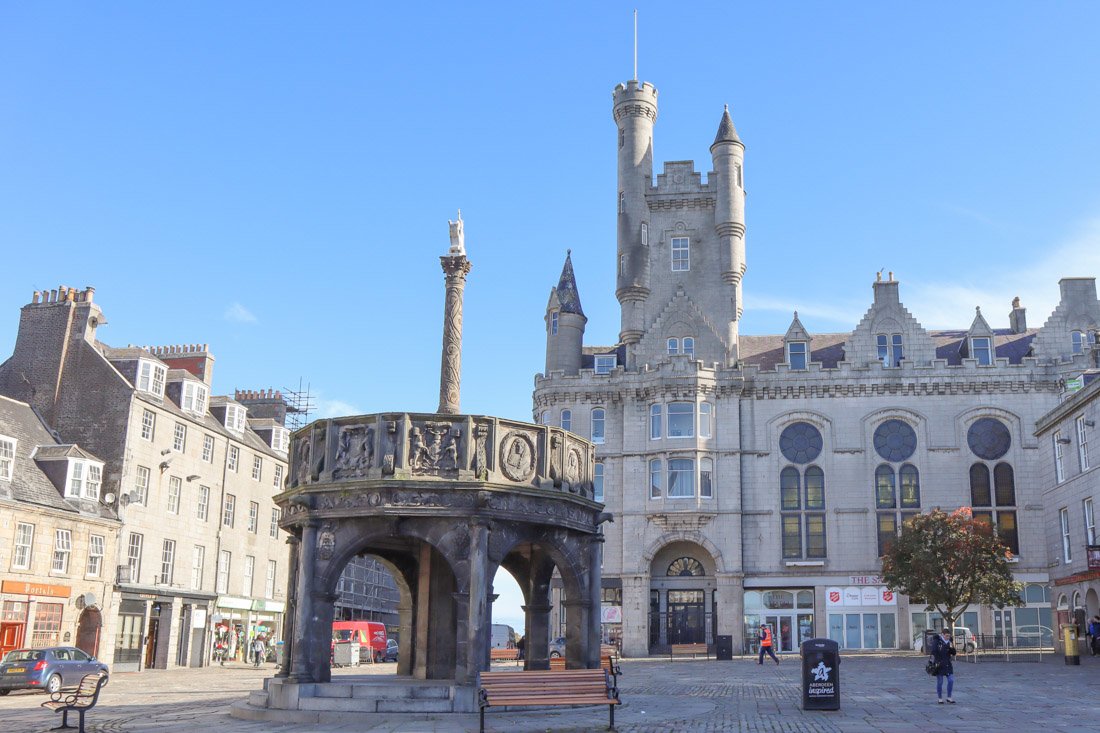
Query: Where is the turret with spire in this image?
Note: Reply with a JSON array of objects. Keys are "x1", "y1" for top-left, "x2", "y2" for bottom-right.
[
  {"x1": 711, "y1": 104, "x2": 746, "y2": 364},
  {"x1": 544, "y1": 250, "x2": 587, "y2": 375}
]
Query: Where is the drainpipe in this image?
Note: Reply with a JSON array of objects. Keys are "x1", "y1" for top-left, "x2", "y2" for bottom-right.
[{"x1": 211, "y1": 435, "x2": 232, "y2": 665}]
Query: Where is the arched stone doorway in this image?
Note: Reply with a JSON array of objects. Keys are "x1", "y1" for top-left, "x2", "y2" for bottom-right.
[
  {"x1": 264, "y1": 413, "x2": 607, "y2": 715},
  {"x1": 75, "y1": 607, "x2": 102, "y2": 657},
  {"x1": 647, "y1": 541, "x2": 718, "y2": 652}
]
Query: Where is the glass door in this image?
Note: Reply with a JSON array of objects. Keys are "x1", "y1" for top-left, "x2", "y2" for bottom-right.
[
  {"x1": 765, "y1": 615, "x2": 798, "y2": 652},
  {"x1": 667, "y1": 590, "x2": 705, "y2": 644}
]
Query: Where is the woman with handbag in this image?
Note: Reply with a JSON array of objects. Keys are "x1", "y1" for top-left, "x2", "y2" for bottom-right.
[{"x1": 930, "y1": 628, "x2": 957, "y2": 703}]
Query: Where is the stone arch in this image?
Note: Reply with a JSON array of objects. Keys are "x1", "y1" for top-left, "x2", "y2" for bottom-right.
[
  {"x1": 953, "y1": 406, "x2": 1027, "y2": 452},
  {"x1": 75, "y1": 607, "x2": 102, "y2": 658},
  {"x1": 765, "y1": 409, "x2": 835, "y2": 456},
  {"x1": 642, "y1": 531, "x2": 725, "y2": 574},
  {"x1": 645, "y1": 537, "x2": 721, "y2": 651},
  {"x1": 860, "y1": 407, "x2": 930, "y2": 455}
]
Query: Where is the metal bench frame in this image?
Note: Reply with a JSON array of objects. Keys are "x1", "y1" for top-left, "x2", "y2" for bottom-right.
[
  {"x1": 477, "y1": 668, "x2": 620, "y2": 732},
  {"x1": 40, "y1": 671, "x2": 108, "y2": 733}
]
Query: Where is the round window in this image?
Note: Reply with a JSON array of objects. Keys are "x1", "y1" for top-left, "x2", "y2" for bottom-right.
[
  {"x1": 873, "y1": 419, "x2": 917, "y2": 462},
  {"x1": 779, "y1": 422, "x2": 823, "y2": 464},
  {"x1": 967, "y1": 417, "x2": 1011, "y2": 460}
]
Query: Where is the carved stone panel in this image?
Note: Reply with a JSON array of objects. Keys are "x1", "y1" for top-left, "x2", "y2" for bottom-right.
[
  {"x1": 500, "y1": 431, "x2": 537, "y2": 483},
  {"x1": 408, "y1": 421, "x2": 462, "y2": 475},
  {"x1": 333, "y1": 424, "x2": 375, "y2": 479},
  {"x1": 295, "y1": 433, "x2": 312, "y2": 486},
  {"x1": 470, "y1": 422, "x2": 491, "y2": 480}
]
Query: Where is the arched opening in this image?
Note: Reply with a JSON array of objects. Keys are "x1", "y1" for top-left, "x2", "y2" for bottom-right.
[
  {"x1": 331, "y1": 553, "x2": 403, "y2": 667},
  {"x1": 489, "y1": 567, "x2": 524, "y2": 658},
  {"x1": 648, "y1": 541, "x2": 717, "y2": 652},
  {"x1": 75, "y1": 607, "x2": 102, "y2": 658}
]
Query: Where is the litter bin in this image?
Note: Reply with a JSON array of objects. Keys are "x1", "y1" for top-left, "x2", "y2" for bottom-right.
[
  {"x1": 800, "y1": 638, "x2": 840, "y2": 711},
  {"x1": 1061, "y1": 624, "x2": 1080, "y2": 666},
  {"x1": 716, "y1": 635, "x2": 733, "y2": 661}
]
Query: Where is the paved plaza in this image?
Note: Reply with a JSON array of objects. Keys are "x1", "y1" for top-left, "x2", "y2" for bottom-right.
[{"x1": 2, "y1": 652, "x2": 1098, "y2": 733}]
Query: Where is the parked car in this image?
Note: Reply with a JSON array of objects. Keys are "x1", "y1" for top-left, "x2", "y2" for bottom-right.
[
  {"x1": 549, "y1": 637, "x2": 565, "y2": 659},
  {"x1": 382, "y1": 639, "x2": 399, "y2": 662},
  {"x1": 1014, "y1": 625, "x2": 1054, "y2": 647},
  {"x1": 913, "y1": 627, "x2": 977, "y2": 653},
  {"x1": 0, "y1": 647, "x2": 109, "y2": 695}
]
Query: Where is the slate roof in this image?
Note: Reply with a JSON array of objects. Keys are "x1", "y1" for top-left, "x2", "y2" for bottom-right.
[
  {"x1": 554, "y1": 251, "x2": 585, "y2": 316},
  {"x1": 32, "y1": 444, "x2": 100, "y2": 461},
  {"x1": 133, "y1": 391, "x2": 284, "y2": 461},
  {"x1": 712, "y1": 106, "x2": 742, "y2": 146},
  {"x1": 0, "y1": 395, "x2": 80, "y2": 512}
]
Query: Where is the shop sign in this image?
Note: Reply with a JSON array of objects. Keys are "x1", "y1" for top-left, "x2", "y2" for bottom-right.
[
  {"x1": 848, "y1": 576, "x2": 882, "y2": 585},
  {"x1": 192, "y1": 608, "x2": 208, "y2": 629},
  {"x1": 251, "y1": 600, "x2": 286, "y2": 613},
  {"x1": 217, "y1": 596, "x2": 253, "y2": 610},
  {"x1": 601, "y1": 605, "x2": 623, "y2": 623},
  {"x1": 860, "y1": 587, "x2": 879, "y2": 605},
  {"x1": 1088, "y1": 545, "x2": 1100, "y2": 569},
  {"x1": 0, "y1": 580, "x2": 71, "y2": 598},
  {"x1": 826, "y1": 586, "x2": 897, "y2": 607}
]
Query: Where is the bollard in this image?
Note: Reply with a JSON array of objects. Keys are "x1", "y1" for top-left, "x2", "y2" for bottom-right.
[{"x1": 1061, "y1": 624, "x2": 1080, "y2": 666}]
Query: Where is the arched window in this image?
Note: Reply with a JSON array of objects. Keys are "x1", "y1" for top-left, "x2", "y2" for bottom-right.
[
  {"x1": 560, "y1": 409, "x2": 571, "y2": 432},
  {"x1": 650, "y1": 404, "x2": 662, "y2": 440},
  {"x1": 649, "y1": 459, "x2": 661, "y2": 499},
  {"x1": 875, "y1": 464, "x2": 896, "y2": 508},
  {"x1": 593, "y1": 462, "x2": 604, "y2": 502},
  {"x1": 591, "y1": 408, "x2": 605, "y2": 444},
  {"x1": 899, "y1": 464, "x2": 920, "y2": 508},
  {"x1": 667, "y1": 557, "x2": 704, "y2": 576},
  {"x1": 682, "y1": 337, "x2": 695, "y2": 358},
  {"x1": 667, "y1": 338, "x2": 679, "y2": 355},
  {"x1": 781, "y1": 465, "x2": 826, "y2": 559},
  {"x1": 994, "y1": 463, "x2": 1015, "y2": 505},
  {"x1": 971, "y1": 461, "x2": 1018, "y2": 554},
  {"x1": 970, "y1": 463, "x2": 991, "y2": 505}
]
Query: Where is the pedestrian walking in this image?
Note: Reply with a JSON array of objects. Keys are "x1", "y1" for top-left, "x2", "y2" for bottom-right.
[
  {"x1": 1088, "y1": 616, "x2": 1100, "y2": 656},
  {"x1": 757, "y1": 623, "x2": 779, "y2": 665},
  {"x1": 251, "y1": 636, "x2": 267, "y2": 668},
  {"x1": 931, "y1": 627, "x2": 957, "y2": 703}
]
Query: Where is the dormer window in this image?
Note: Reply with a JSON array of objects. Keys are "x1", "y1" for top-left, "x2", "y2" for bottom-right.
[
  {"x1": 65, "y1": 459, "x2": 103, "y2": 500},
  {"x1": 787, "y1": 342, "x2": 808, "y2": 370},
  {"x1": 224, "y1": 404, "x2": 247, "y2": 433},
  {"x1": 137, "y1": 359, "x2": 167, "y2": 397},
  {"x1": 668, "y1": 337, "x2": 694, "y2": 357},
  {"x1": 1072, "y1": 330, "x2": 1097, "y2": 354},
  {"x1": 271, "y1": 427, "x2": 289, "y2": 453},
  {"x1": 667, "y1": 338, "x2": 679, "y2": 355},
  {"x1": 594, "y1": 355, "x2": 617, "y2": 375},
  {"x1": 877, "y1": 334, "x2": 903, "y2": 367},
  {"x1": 181, "y1": 382, "x2": 208, "y2": 416},
  {"x1": 971, "y1": 337, "x2": 993, "y2": 365},
  {"x1": 0, "y1": 434, "x2": 15, "y2": 481},
  {"x1": 550, "y1": 311, "x2": 558, "y2": 335}
]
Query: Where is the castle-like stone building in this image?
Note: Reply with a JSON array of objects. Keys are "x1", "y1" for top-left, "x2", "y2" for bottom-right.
[{"x1": 534, "y1": 77, "x2": 1100, "y2": 657}]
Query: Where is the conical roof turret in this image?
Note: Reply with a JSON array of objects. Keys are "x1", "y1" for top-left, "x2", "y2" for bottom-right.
[
  {"x1": 554, "y1": 250, "x2": 584, "y2": 316},
  {"x1": 711, "y1": 105, "x2": 742, "y2": 148}
]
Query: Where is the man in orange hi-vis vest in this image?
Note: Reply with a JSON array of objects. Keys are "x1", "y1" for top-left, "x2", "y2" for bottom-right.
[{"x1": 758, "y1": 623, "x2": 780, "y2": 665}]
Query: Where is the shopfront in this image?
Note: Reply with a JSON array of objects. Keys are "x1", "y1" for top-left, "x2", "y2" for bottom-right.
[
  {"x1": 826, "y1": 585, "x2": 898, "y2": 650},
  {"x1": 1, "y1": 581, "x2": 72, "y2": 656},
  {"x1": 743, "y1": 588, "x2": 814, "y2": 654}
]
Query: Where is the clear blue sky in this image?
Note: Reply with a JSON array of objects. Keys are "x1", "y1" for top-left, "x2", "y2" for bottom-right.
[{"x1": 2, "y1": 2, "x2": 1099, "y2": 633}]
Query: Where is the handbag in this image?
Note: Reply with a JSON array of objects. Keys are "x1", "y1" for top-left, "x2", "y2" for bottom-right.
[{"x1": 925, "y1": 657, "x2": 938, "y2": 676}]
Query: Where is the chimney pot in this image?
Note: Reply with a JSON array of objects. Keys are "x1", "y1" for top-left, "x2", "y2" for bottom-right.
[{"x1": 32, "y1": 291, "x2": 40, "y2": 304}]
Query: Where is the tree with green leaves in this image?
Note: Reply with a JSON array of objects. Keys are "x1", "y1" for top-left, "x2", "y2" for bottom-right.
[{"x1": 881, "y1": 507, "x2": 1022, "y2": 631}]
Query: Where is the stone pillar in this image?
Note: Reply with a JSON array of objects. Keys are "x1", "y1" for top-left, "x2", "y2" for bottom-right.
[
  {"x1": 586, "y1": 533, "x2": 604, "y2": 668},
  {"x1": 522, "y1": 603, "x2": 552, "y2": 670},
  {"x1": 396, "y1": 597, "x2": 415, "y2": 677},
  {"x1": 288, "y1": 522, "x2": 318, "y2": 682},
  {"x1": 715, "y1": 572, "x2": 744, "y2": 653},
  {"x1": 562, "y1": 598, "x2": 591, "y2": 669},
  {"x1": 621, "y1": 574, "x2": 649, "y2": 658},
  {"x1": 413, "y1": 543, "x2": 432, "y2": 679},
  {"x1": 276, "y1": 535, "x2": 300, "y2": 678},
  {"x1": 462, "y1": 519, "x2": 490, "y2": 683},
  {"x1": 437, "y1": 255, "x2": 472, "y2": 414},
  {"x1": 309, "y1": 591, "x2": 338, "y2": 683}
]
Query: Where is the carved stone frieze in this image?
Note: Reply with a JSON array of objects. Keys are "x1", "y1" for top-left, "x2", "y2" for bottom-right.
[
  {"x1": 333, "y1": 424, "x2": 375, "y2": 478},
  {"x1": 382, "y1": 420, "x2": 398, "y2": 476},
  {"x1": 408, "y1": 421, "x2": 462, "y2": 475},
  {"x1": 648, "y1": 513, "x2": 717, "y2": 532},
  {"x1": 295, "y1": 436, "x2": 312, "y2": 486},
  {"x1": 317, "y1": 522, "x2": 336, "y2": 560},
  {"x1": 471, "y1": 422, "x2": 490, "y2": 479},
  {"x1": 500, "y1": 431, "x2": 537, "y2": 483}
]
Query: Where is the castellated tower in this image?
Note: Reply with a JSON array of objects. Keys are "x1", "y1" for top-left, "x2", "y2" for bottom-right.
[
  {"x1": 613, "y1": 80, "x2": 657, "y2": 361},
  {"x1": 544, "y1": 250, "x2": 587, "y2": 375},
  {"x1": 711, "y1": 106, "x2": 746, "y2": 354}
]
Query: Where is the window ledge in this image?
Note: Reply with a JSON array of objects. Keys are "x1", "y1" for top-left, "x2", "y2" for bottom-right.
[{"x1": 785, "y1": 560, "x2": 825, "y2": 567}]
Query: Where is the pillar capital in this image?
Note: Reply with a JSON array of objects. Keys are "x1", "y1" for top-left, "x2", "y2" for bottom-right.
[
  {"x1": 562, "y1": 598, "x2": 591, "y2": 609},
  {"x1": 522, "y1": 604, "x2": 553, "y2": 614}
]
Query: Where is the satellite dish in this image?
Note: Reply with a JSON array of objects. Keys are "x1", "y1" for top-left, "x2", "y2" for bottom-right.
[
  {"x1": 83, "y1": 592, "x2": 97, "y2": 608},
  {"x1": 119, "y1": 493, "x2": 130, "y2": 507},
  {"x1": 103, "y1": 492, "x2": 116, "y2": 504}
]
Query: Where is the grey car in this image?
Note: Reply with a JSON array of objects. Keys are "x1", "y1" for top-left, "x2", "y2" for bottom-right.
[{"x1": 0, "y1": 647, "x2": 109, "y2": 695}]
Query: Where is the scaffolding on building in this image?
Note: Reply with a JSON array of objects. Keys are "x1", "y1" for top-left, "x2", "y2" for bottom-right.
[{"x1": 282, "y1": 378, "x2": 315, "y2": 431}]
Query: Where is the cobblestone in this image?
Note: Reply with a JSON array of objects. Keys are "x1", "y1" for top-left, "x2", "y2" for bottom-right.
[{"x1": 1, "y1": 652, "x2": 1098, "y2": 733}]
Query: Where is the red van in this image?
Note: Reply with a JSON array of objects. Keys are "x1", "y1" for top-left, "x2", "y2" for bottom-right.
[{"x1": 332, "y1": 621, "x2": 387, "y2": 662}]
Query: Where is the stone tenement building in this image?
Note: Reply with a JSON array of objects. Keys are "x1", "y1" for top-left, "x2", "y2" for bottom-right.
[
  {"x1": 0, "y1": 287, "x2": 290, "y2": 671},
  {"x1": 533, "y1": 76, "x2": 1100, "y2": 657}
]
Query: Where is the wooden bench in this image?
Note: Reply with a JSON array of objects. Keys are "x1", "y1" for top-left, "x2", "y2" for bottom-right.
[
  {"x1": 489, "y1": 647, "x2": 520, "y2": 663},
  {"x1": 41, "y1": 671, "x2": 108, "y2": 733},
  {"x1": 478, "y1": 669, "x2": 620, "y2": 732},
  {"x1": 549, "y1": 654, "x2": 621, "y2": 677},
  {"x1": 670, "y1": 642, "x2": 710, "y2": 660}
]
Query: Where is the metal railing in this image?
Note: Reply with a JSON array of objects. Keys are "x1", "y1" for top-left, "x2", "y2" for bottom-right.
[{"x1": 961, "y1": 633, "x2": 1050, "y2": 663}]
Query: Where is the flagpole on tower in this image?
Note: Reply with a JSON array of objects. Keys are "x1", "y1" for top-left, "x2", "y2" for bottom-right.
[{"x1": 633, "y1": 9, "x2": 638, "y2": 81}]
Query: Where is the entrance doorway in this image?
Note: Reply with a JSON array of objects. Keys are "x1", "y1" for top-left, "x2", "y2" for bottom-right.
[
  {"x1": 0, "y1": 623, "x2": 24, "y2": 659},
  {"x1": 763, "y1": 614, "x2": 810, "y2": 653},
  {"x1": 144, "y1": 617, "x2": 159, "y2": 669},
  {"x1": 744, "y1": 589, "x2": 815, "y2": 654},
  {"x1": 75, "y1": 608, "x2": 102, "y2": 657},
  {"x1": 667, "y1": 590, "x2": 706, "y2": 644}
]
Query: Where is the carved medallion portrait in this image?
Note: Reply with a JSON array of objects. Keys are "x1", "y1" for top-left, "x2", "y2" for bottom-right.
[{"x1": 500, "y1": 431, "x2": 536, "y2": 483}]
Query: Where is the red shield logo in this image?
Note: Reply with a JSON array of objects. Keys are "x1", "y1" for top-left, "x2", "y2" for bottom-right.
[
  {"x1": 882, "y1": 591, "x2": 894, "y2": 602},
  {"x1": 829, "y1": 591, "x2": 840, "y2": 603}
]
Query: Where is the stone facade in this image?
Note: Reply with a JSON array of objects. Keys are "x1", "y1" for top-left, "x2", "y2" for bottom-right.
[
  {"x1": 0, "y1": 287, "x2": 290, "y2": 672},
  {"x1": 1035, "y1": 372, "x2": 1100, "y2": 637},
  {"x1": 535, "y1": 77, "x2": 1100, "y2": 657}
]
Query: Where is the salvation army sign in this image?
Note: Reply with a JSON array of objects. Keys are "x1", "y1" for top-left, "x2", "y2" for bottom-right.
[{"x1": 825, "y1": 586, "x2": 898, "y2": 607}]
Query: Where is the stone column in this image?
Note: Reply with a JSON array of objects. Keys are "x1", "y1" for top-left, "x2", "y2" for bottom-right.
[
  {"x1": 276, "y1": 535, "x2": 300, "y2": 678},
  {"x1": 309, "y1": 591, "x2": 338, "y2": 683},
  {"x1": 437, "y1": 255, "x2": 472, "y2": 414},
  {"x1": 396, "y1": 596, "x2": 415, "y2": 676},
  {"x1": 463, "y1": 519, "x2": 491, "y2": 683},
  {"x1": 586, "y1": 533, "x2": 605, "y2": 668},
  {"x1": 288, "y1": 521, "x2": 318, "y2": 682},
  {"x1": 562, "y1": 598, "x2": 591, "y2": 669},
  {"x1": 522, "y1": 603, "x2": 552, "y2": 670},
  {"x1": 715, "y1": 572, "x2": 744, "y2": 653},
  {"x1": 621, "y1": 574, "x2": 649, "y2": 658}
]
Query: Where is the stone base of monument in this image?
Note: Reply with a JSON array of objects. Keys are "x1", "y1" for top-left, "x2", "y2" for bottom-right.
[{"x1": 230, "y1": 676, "x2": 477, "y2": 722}]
